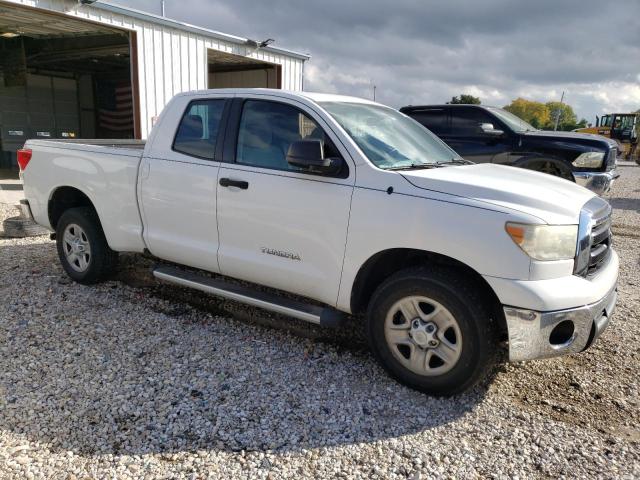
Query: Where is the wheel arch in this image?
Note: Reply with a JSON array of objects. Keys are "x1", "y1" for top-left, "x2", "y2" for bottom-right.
[
  {"x1": 48, "y1": 186, "x2": 100, "y2": 231},
  {"x1": 349, "y1": 248, "x2": 506, "y2": 332},
  {"x1": 513, "y1": 154, "x2": 575, "y2": 181}
]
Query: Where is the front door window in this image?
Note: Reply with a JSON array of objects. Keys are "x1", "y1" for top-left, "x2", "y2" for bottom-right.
[{"x1": 237, "y1": 100, "x2": 334, "y2": 172}]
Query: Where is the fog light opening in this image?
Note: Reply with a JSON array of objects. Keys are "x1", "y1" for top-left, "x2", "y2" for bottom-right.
[{"x1": 549, "y1": 320, "x2": 575, "y2": 346}]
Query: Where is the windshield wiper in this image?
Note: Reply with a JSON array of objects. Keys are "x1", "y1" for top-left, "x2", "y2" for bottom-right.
[
  {"x1": 436, "y1": 158, "x2": 474, "y2": 166},
  {"x1": 387, "y1": 163, "x2": 443, "y2": 171}
]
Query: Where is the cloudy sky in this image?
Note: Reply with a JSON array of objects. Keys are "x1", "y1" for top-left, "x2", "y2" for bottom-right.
[{"x1": 112, "y1": 0, "x2": 640, "y2": 121}]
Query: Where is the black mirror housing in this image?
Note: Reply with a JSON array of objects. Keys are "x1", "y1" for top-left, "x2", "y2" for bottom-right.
[{"x1": 286, "y1": 139, "x2": 343, "y2": 175}]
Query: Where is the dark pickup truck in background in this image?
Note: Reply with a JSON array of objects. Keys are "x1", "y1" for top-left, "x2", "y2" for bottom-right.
[{"x1": 400, "y1": 104, "x2": 619, "y2": 194}]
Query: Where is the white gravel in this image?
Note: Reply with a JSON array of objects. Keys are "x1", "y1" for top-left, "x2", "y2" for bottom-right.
[
  {"x1": 607, "y1": 160, "x2": 640, "y2": 238},
  {"x1": 1, "y1": 165, "x2": 639, "y2": 479}
]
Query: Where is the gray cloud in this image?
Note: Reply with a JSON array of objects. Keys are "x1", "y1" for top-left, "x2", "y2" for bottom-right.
[{"x1": 113, "y1": 0, "x2": 640, "y2": 120}]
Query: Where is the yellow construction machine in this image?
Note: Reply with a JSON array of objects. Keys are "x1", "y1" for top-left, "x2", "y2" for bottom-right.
[{"x1": 577, "y1": 113, "x2": 638, "y2": 162}]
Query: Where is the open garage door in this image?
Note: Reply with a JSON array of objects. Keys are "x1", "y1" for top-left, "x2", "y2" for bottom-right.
[
  {"x1": 208, "y1": 49, "x2": 281, "y2": 89},
  {"x1": 0, "y1": 3, "x2": 137, "y2": 170}
]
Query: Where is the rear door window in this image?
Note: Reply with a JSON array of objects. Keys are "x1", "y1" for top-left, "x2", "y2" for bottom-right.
[{"x1": 173, "y1": 99, "x2": 226, "y2": 160}]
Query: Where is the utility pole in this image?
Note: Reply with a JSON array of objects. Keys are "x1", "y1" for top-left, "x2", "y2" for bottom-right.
[{"x1": 553, "y1": 91, "x2": 565, "y2": 131}]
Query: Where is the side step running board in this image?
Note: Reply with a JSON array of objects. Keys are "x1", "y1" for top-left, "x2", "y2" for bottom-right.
[{"x1": 152, "y1": 265, "x2": 346, "y2": 328}]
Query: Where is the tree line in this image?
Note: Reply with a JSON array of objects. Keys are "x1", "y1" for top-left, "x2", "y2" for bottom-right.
[{"x1": 446, "y1": 94, "x2": 589, "y2": 131}]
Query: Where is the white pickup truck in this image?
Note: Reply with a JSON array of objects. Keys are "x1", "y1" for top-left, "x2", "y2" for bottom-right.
[{"x1": 19, "y1": 89, "x2": 618, "y2": 395}]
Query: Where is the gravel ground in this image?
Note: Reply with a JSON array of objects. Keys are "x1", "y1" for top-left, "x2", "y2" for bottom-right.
[{"x1": 1, "y1": 165, "x2": 639, "y2": 479}]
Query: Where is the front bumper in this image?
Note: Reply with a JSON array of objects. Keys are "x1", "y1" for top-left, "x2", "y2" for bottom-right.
[
  {"x1": 574, "y1": 168, "x2": 619, "y2": 195},
  {"x1": 503, "y1": 286, "x2": 617, "y2": 362}
]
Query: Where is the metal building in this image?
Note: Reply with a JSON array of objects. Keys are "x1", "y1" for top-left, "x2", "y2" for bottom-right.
[{"x1": 0, "y1": 0, "x2": 308, "y2": 169}]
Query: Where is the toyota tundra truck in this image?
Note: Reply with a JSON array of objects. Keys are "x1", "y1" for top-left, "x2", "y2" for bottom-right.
[{"x1": 18, "y1": 89, "x2": 618, "y2": 396}]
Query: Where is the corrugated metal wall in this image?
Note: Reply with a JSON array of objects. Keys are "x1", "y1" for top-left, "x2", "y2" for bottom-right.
[{"x1": 4, "y1": 0, "x2": 306, "y2": 138}]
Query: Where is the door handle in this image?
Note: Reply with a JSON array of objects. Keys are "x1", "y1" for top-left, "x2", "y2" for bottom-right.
[{"x1": 219, "y1": 177, "x2": 249, "y2": 189}]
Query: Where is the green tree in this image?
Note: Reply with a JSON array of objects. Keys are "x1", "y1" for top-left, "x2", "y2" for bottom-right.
[
  {"x1": 504, "y1": 98, "x2": 550, "y2": 128},
  {"x1": 447, "y1": 94, "x2": 481, "y2": 105},
  {"x1": 545, "y1": 102, "x2": 578, "y2": 130},
  {"x1": 576, "y1": 118, "x2": 589, "y2": 128}
]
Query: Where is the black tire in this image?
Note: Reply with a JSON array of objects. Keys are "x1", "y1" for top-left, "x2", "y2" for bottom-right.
[
  {"x1": 2, "y1": 216, "x2": 49, "y2": 238},
  {"x1": 519, "y1": 158, "x2": 574, "y2": 181},
  {"x1": 56, "y1": 207, "x2": 118, "y2": 285},
  {"x1": 366, "y1": 267, "x2": 499, "y2": 396}
]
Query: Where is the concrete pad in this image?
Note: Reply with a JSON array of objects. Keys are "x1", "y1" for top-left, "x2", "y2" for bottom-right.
[{"x1": 0, "y1": 169, "x2": 23, "y2": 206}]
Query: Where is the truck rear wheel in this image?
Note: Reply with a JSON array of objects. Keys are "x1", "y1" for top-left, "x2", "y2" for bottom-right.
[
  {"x1": 56, "y1": 207, "x2": 118, "y2": 285},
  {"x1": 366, "y1": 267, "x2": 498, "y2": 396}
]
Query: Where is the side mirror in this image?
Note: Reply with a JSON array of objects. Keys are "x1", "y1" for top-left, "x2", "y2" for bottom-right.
[
  {"x1": 286, "y1": 139, "x2": 343, "y2": 175},
  {"x1": 480, "y1": 123, "x2": 504, "y2": 136}
]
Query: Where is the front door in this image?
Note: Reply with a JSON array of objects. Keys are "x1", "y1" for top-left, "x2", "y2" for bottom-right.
[
  {"x1": 443, "y1": 107, "x2": 512, "y2": 163},
  {"x1": 216, "y1": 97, "x2": 354, "y2": 306},
  {"x1": 139, "y1": 96, "x2": 228, "y2": 272}
]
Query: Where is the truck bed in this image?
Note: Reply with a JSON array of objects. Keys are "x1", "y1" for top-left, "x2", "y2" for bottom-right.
[
  {"x1": 24, "y1": 139, "x2": 146, "y2": 158},
  {"x1": 22, "y1": 137, "x2": 147, "y2": 252},
  {"x1": 28, "y1": 139, "x2": 146, "y2": 148}
]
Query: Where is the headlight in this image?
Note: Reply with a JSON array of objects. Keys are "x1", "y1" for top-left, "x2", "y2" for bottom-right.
[
  {"x1": 505, "y1": 223, "x2": 578, "y2": 261},
  {"x1": 572, "y1": 151, "x2": 604, "y2": 168}
]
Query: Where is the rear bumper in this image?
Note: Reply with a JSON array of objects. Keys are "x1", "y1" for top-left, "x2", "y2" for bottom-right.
[
  {"x1": 504, "y1": 286, "x2": 617, "y2": 362},
  {"x1": 19, "y1": 199, "x2": 34, "y2": 221},
  {"x1": 574, "y1": 168, "x2": 619, "y2": 195}
]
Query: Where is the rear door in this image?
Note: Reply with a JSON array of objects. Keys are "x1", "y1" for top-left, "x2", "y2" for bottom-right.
[
  {"x1": 139, "y1": 95, "x2": 229, "y2": 272},
  {"x1": 444, "y1": 107, "x2": 512, "y2": 163},
  {"x1": 216, "y1": 95, "x2": 355, "y2": 306}
]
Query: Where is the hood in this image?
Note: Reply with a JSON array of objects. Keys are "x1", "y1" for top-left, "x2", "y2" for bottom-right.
[
  {"x1": 400, "y1": 163, "x2": 595, "y2": 224},
  {"x1": 523, "y1": 130, "x2": 618, "y2": 149}
]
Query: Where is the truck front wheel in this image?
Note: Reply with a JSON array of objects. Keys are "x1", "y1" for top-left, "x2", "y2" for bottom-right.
[
  {"x1": 367, "y1": 267, "x2": 499, "y2": 396},
  {"x1": 520, "y1": 158, "x2": 574, "y2": 181},
  {"x1": 56, "y1": 207, "x2": 118, "y2": 285}
]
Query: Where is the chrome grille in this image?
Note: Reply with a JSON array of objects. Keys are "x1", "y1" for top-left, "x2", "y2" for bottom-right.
[
  {"x1": 606, "y1": 148, "x2": 617, "y2": 170},
  {"x1": 586, "y1": 212, "x2": 612, "y2": 276},
  {"x1": 575, "y1": 197, "x2": 612, "y2": 277}
]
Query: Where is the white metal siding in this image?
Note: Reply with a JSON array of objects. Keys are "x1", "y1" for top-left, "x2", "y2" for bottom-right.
[{"x1": 4, "y1": 0, "x2": 306, "y2": 138}]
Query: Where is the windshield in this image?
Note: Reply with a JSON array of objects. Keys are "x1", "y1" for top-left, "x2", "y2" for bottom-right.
[
  {"x1": 487, "y1": 107, "x2": 537, "y2": 133},
  {"x1": 320, "y1": 101, "x2": 461, "y2": 169}
]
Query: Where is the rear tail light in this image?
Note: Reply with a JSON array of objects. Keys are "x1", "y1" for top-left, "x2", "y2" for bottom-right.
[{"x1": 17, "y1": 149, "x2": 32, "y2": 171}]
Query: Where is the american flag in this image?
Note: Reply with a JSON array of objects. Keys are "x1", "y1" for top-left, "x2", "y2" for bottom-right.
[{"x1": 97, "y1": 81, "x2": 134, "y2": 133}]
